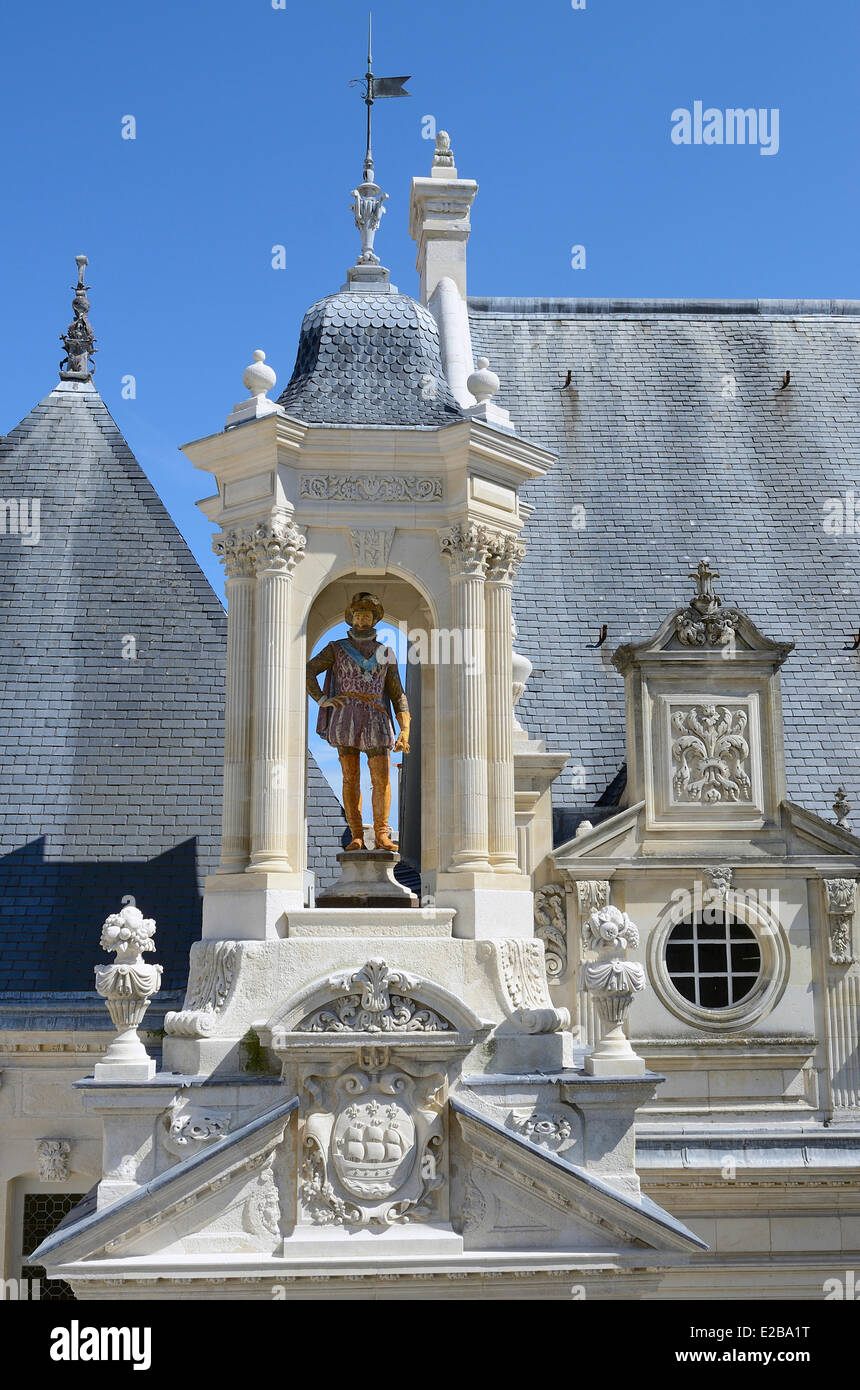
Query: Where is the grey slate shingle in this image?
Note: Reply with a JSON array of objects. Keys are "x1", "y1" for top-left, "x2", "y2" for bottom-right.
[
  {"x1": 0, "y1": 385, "x2": 345, "y2": 991},
  {"x1": 468, "y1": 299, "x2": 860, "y2": 826}
]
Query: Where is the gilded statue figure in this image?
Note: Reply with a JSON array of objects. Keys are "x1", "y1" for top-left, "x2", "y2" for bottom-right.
[{"x1": 306, "y1": 592, "x2": 410, "y2": 853}]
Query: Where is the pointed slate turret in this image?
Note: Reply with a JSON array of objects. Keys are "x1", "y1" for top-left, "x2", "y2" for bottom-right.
[{"x1": 0, "y1": 263, "x2": 229, "y2": 990}]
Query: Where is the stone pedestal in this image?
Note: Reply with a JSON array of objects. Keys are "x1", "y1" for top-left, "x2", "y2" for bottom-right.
[{"x1": 316, "y1": 850, "x2": 418, "y2": 909}]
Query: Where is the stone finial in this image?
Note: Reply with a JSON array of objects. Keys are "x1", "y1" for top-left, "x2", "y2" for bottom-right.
[
  {"x1": 243, "y1": 350, "x2": 277, "y2": 400},
  {"x1": 688, "y1": 556, "x2": 721, "y2": 616},
  {"x1": 59, "y1": 254, "x2": 97, "y2": 382},
  {"x1": 581, "y1": 904, "x2": 647, "y2": 1076},
  {"x1": 432, "y1": 129, "x2": 456, "y2": 171},
  {"x1": 467, "y1": 357, "x2": 500, "y2": 404},
  {"x1": 834, "y1": 786, "x2": 851, "y2": 828},
  {"x1": 94, "y1": 904, "x2": 162, "y2": 1081}
]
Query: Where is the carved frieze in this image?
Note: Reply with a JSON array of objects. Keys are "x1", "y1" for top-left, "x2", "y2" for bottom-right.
[
  {"x1": 300, "y1": 474, "x2": 443, "y2": 503},
  {"x1": 165, "y1": 941, "x2": 238, "y2": 1037},
  {"x1": 299, "y1": 1048, "x2": 445, "y2": 1229},
  {"x1": 671, "y1": 704, "x2": 752, "y2": 804},
  {"x1": 824, "y1": 878, "x2": 857, "y2": 965}
]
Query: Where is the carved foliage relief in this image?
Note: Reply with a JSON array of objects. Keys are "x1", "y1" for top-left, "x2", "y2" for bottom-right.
[{"x1": 671, "y1": 703, "x2": 752, "y2": 805}]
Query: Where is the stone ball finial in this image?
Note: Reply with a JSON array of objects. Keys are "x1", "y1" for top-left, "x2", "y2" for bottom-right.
[
  {"x1": 467, "y1": 356, "x2": 500, "y2": 405},
  {"x1": 243, "y1": 349, "x2": 277, "y2": 400}
]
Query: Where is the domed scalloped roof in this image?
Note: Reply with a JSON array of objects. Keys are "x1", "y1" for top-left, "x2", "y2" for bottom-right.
[{"x1": 277, "y1": 290, "x2": 463, "y2": 426}]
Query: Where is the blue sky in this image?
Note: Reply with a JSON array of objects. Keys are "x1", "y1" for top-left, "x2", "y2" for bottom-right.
[{"x1": 2, "y1": 0, "x2": 857, "y2": 810}]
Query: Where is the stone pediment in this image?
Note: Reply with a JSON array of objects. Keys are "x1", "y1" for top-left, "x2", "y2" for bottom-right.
[
  {"x1": 553, "y1": 804, "x2": 644, "y2": 862},
  {"x1": 259, "y1": 959, "x2": 486, "y2": 1046},
  {"x1": 30, "y1": 1098, "x2": 297, "y2": 1268},
  {"x1": 613, "y1": 604, "x2": 794, "y2": 673},
  {"x1": 451, "y1": 1094, "x2": 706, "y2": 1254}
]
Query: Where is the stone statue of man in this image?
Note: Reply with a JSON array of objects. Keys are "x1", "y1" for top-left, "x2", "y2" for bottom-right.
[{"x1": 306, "y1": 592, "x2": 410, "y2": 853}]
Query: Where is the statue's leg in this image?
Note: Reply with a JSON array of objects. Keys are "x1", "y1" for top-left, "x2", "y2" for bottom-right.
[
  {"x1": 338, "y1": 748, "x2": 364, "y2": 850},
  {"x1": 368, "y1": 751, "x2": 395, "y2": 852}
]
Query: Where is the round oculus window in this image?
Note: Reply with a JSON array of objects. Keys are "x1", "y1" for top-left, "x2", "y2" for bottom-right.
[{"x1": 664, "y1": 913, "x2": 762, "y2": 1010}]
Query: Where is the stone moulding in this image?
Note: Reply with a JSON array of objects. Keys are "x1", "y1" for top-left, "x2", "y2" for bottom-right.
[{"x1": 165, "y1": 940, "x2": 238, "y2": 1038}]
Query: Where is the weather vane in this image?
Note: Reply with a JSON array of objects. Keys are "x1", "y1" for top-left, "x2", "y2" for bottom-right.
[{"x1": 348, "y1": 15, "x2": 410, "y2": 269}]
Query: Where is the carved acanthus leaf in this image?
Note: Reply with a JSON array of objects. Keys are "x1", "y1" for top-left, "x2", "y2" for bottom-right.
[
  {"x1": 165, "y1": 940, "x2": 237, "y2": 1037},
  {"x1": 671, "y1": 704, "x2": 752, "y2": 804},
  {"x1": 533, "y1": 884, "x2": 567, "y2": 979}
]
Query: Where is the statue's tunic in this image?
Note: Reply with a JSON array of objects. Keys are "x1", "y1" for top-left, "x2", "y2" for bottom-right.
[{"x1": 307, "y1": 637, "x2": 405, "y2": 754}]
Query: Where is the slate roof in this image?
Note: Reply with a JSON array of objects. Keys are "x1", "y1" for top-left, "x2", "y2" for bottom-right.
[
  {"x1": 278, "y1": 289, "x2": 463, "y2": 426},
  {"x1": 0, "y1": 383, "x2": 345, "y2": 993},
  {"x1": 467, "y1": 298, "x2": 860, "y2": 831}
]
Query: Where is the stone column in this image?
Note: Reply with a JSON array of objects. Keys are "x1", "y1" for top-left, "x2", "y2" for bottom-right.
[
  {"x1": 485, "y1": 535, "x2": 525, "y2": 871},
  {"x1": 440, "y1": 524, "x2": 491, "y2": 871},
  {"x1": 248, "y1": 516, "x2": 306, "y2": 873},
  {"x1": 213, "y1": 527, "x2": 255, "y2": 873}
]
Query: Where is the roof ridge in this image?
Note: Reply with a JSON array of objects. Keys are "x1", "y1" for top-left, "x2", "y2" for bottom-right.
[{"x1": 468, "y1": 296, "x2": 860, "y2": 318}]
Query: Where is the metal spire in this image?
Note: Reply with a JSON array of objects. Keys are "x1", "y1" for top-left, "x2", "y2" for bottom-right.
[
  {"x1": 59, "y1": 255, "x2": 97, "y2": 382},
  {"x1": 348, "y1": 17, "x2": 409, "y2": 279}
]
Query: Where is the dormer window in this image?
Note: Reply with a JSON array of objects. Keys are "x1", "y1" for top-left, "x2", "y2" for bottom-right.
[{"x1": 665, "y1": 914, "x2": 762, "y2": 1010}]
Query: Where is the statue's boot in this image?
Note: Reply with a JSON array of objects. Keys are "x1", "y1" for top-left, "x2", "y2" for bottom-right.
[
  {"x1": 339, "y1": 749, "x2": 364, "y2": 850},
  {"x1": 369, "y1": 752, "x2": 396, "y2": 852}
]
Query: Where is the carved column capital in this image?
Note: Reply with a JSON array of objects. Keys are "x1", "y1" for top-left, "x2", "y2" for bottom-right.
[
  {"x1": 213, "y1": 526, "x2": 256, "y2": 579},
  {"x1": 484, "y1": 533, "x2": 526, "y2": 584},
  {"x1": 248, "y1": 516, "x2": 307, "y2": 574},
  {"x1": 823, "y1": 877, "x2": 857, "y2": 965},
  {"x1": 439, "y1": 522, "x2": 492, "y2": 578}
]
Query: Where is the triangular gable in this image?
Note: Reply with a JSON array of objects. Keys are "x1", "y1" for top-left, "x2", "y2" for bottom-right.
[{"x1": 451, "y1": 1094, "x2": 706, "y2": 1253}]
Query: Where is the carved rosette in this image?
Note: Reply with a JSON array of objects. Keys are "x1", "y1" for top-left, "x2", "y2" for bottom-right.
[
  {"x1": 533, "y1": 884, "x2": 567, "y2": 979},
  {"x1": 824, "y1": 878, "x2": 857, "y2": 965},
  {"x1": 299, "y1": 1047, "x2": 446, "y2": 1229},
  {"x1": 581, "y1": 905, "x2": 646, "y2": 1067},
  {"x1": 37, "y1": 1139, "x2": 71, "y2": 1183},
  {"x1": 165, "y1": 940, "x2": 238, "y2": 1037}
]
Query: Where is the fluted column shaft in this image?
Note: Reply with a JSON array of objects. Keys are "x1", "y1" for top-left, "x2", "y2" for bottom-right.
[
  {"x1": 213, "y1": 531, "x2": 255, "y2": 873},
  {"x1": 247, "y1": 518, "x2": 306, "y2": 872},
  {"x1": 485, "y1": 537, "x2": 524, "y2": 869},
  {"x1": 441, "y1": 525, "x2": 491, "y2": 871}
]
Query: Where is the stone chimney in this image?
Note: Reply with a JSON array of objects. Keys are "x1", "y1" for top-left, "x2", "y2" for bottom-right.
[{"x1": 409, "y1": 132, "x2": 479, "y2": 407}]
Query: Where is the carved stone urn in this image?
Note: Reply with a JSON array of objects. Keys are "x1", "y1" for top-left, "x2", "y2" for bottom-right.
[
  {"x1": 94, "y1": 905, "x2": 163, "y2": 1081},
  {"x1": 581, "y1": 905, "x2": 647, "y2": 1076}
]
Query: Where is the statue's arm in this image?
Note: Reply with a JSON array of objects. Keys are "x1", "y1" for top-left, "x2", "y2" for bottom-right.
[
  {"x1": 385, "y1": 662, "x2": 411, "y2": 752},
  {"x1": 306, "y1": 644, "x2": 334, "y2": 703}
]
